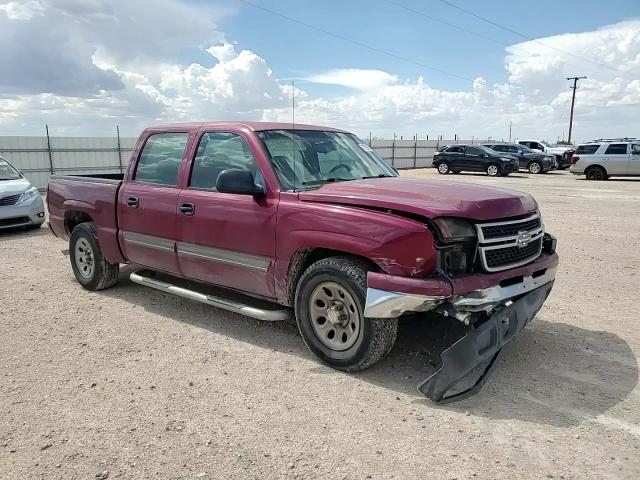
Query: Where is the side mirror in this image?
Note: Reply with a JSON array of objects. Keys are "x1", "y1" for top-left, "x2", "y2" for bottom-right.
[{"x1": 216, "y1": 169, "x2": 264, "y2": 196}]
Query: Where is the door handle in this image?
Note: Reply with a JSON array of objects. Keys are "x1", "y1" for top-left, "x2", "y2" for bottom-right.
[
  {"x1": 179, "y1": 203, "x2": 195, "y2": 215},
  {"x1": 126, "y1": 196, "x2": 139, "y2": 208}
]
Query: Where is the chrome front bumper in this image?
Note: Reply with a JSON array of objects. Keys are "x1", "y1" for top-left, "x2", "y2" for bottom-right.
[{"x1": 364, "y1": 266, "x2": 557, "y2": 321}]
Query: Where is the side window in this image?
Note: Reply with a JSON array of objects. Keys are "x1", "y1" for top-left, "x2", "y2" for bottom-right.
[
  {"x1": 604, "y1": 143, "x2": 628, "y2": 155},
  {"x1": 445, "y1": 146, "x2": 462, "y2": 153},
  {"x1": 190, "y1": 132, "x2": 258, "y2": 190},
  {"x1": 506, "y1": 145, "x2": 519, "y2": 153},
  {"x1": 134, "y1": 133, "x2": 189, "y2": 186},
  {"x1": 466, "y1": 147, "x2": 483, "y2": 156},
  {"x1": 531, "y1": 142, "x2": 542, "y2": 150},
  {"x1": 632, "y1": 144, "x2": 640, "y2": 155},
  {"x1": 576, "y1": 144, "x2": 600, "y2": 155},
  {"x1": 491, "y1": 145, "x2": 504, "y2": 152}
]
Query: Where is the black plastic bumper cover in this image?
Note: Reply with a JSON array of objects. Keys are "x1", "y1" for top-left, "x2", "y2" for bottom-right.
[{"x1": 418, "y1": 281, "x2": 554, "y2": 403}]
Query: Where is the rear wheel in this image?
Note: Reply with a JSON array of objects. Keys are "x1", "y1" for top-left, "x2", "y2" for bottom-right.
[
  {"x1": 585, "y1": 166, "x2": 608, "y2": 181},
  {"x1": 295, "y1": 256, "x2": 398, "y2": 372},
  {"x1": 486, "y1": 164, "x2": 500, "y2": 176},
  {"x1": 437, "y1": 162, "x2": 450, "y2": 174},
  {"x1": 528, "y1": 161, "x2": 542, "y2": 174},
  {"x1": 69, "y1": 222, "x2": 119, "y2": 291}
]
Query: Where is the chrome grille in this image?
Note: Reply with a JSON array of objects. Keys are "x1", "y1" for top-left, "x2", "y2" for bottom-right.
[
  {"x1": 0, "y1": 194, "x2": 22, "y2": 206},
  {"x1": 476, "y1": 214, "x2": 543, "y2": 272}
]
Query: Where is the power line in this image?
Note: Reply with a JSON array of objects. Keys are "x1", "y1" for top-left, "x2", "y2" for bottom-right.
[
  {"x1": 437, "y1": 0, "x2": 628, "y2": 76},
  {"x1": 237, "y1": 0, "x2": 474, "y2": 83}
]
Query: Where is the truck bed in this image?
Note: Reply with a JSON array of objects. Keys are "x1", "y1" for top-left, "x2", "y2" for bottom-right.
[{"x1": 47, "y1": 173, "x2": 125, "y2": 264}]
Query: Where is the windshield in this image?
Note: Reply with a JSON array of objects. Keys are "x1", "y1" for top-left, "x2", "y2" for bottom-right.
[
  {"x1": 0, "y1": 158, "x2": 22, "y2": 180},
  {"x1": 518, "y1": 144, "x2": 535, "y2": 153},
  {"x1": 257, "y1": 130, "x2": 397, "y2": 190},
  {"x1": 540, "y1": 141, "x2": 552, "y2": 147}
]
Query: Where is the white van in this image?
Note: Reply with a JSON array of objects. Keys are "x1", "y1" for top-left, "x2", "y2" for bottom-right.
[{"x1": 570, "y1": 138, "x2": 640, "y2": 180}]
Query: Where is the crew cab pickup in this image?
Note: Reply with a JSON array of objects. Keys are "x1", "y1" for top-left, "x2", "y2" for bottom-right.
[{"x1": 47, "y1": 122, "x2": 558, "y2": 402}]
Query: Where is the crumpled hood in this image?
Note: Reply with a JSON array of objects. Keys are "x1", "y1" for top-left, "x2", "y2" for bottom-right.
[
  {"x1": 0, "y1": 178, "x2": 32, "y2": 197},
  {"x1": 298, "y1": 177, "x2": 537, "y2": 221}
]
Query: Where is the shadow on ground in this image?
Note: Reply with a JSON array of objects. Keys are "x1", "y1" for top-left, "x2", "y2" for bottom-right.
[
  {"x1": 0, "y1": 224, "x2": 49, "y2": 242},
  {"x1": 101, "y1": 269, "x2": 638, "y2": 428}
]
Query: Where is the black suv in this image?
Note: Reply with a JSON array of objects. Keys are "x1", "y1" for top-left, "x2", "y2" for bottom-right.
[
  {"x1": 432, "y1": 144, "x2": 519, "y2": 177},
  {"x1": 483, "y1": 143, "x2": 556, "y2": 174}
]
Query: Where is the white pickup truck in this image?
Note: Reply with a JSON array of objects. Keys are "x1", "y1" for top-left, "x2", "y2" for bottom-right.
[{"x1": 517, "y1": 140, "x2": 574, "y2": 170}]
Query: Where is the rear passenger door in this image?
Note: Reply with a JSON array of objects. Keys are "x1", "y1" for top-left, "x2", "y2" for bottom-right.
[
  {"x1": 443, "y1": 146, "x2": 465, "y2": 169},
  {"x1": 464, "y1": 146, "x2": 486, "y2": 171},
  {"x1": 602, "y1": 143, "x2": 629, "y2": 175},
  {"x1": 175, "y1": 130, "x2": 277, "y2": 298},
  {"x1": 118, "y1": 131, "x2": 190, "y2": 274}
]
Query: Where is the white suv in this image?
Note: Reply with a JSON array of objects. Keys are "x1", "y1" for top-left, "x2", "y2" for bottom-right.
[{"x1": 570, "y1": 138, "x2": 640, "y2": 180}]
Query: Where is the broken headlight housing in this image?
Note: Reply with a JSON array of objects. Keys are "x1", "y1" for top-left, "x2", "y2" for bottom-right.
[{"x1": 432, "y1": 217, "x2": 477, "y2": 276}]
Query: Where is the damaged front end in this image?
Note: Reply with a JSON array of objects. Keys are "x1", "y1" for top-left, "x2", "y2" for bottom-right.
[{"x1": 364, "y1": 234, "x2": 558, "y2": 403}]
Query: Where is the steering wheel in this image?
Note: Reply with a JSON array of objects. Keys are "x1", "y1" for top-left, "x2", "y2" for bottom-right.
[{"x1": 328, "y1": 164, "x2": 353, "y2": 176}]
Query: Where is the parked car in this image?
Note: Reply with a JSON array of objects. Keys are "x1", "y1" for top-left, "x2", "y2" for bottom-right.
[
  {"x1": 570, "y1": 138, "x2": 640, "y2": 180},
  {"x1": 483, "y1": 143, "x2": 556, "y2": 174},
  {"x1": 432, "y1": 144, "x2": 519, "y2": 176},
  {"x1": 0, "y1": 155, "x2": 45, "y2": 230},
  {"x1": 47, "y1": 122, "x2": 558, "y2": 402},
  {"x1": 517, "y1": 139, "x2": 574, "y2": 169}
]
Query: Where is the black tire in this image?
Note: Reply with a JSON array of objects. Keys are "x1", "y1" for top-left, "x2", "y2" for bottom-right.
[
  {"x1": 436, "y1": 162, "x2": 450, "y2": 174},
  {"x1": 486, "y1": 163, "x2": 500, "y2": 176},
  {"x1": 528, "y1": 161, "x2": 543, "y2": 174},
  {"x1": 294, "y1": 256, "x2": 398, "y2": 372},
  {"x1": 69, "y1": 222, "x2": 119, "y2": 291},
  {"x1": 585, "y1": 166, "x2": 608, "y2": 181}
]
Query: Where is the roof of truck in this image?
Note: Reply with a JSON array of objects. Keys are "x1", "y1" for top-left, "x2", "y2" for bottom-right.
[{"x1": 146, "y1": 121, "x2": 347, "y2": 133}]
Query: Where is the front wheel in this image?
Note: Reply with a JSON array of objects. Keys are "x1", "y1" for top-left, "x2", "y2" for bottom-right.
[
  {"x1": 295, "y1": 257, "x2": 398, "y2": 372},
  {"x1": 437, "y1": 162, "x2": 450, "y2": 174},
  {"x1": 486, "y1": 164, "x2": 500, "y2": 176},
  {"x1": 69, "y1": 222, "x2": 119, "y2": 291}
]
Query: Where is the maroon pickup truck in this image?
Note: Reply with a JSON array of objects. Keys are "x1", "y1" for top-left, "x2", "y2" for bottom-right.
[{"x1": 47, "y1": 122, "x2": 558, "y2": 402}]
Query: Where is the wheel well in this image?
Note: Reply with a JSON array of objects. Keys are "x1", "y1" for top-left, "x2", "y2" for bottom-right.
[
  {"x1": 284, "y1": 248, "x2": 379, "y2": 307},
  {"x1": 65, "y1": 211, "x2": 93, "y2": 235}
]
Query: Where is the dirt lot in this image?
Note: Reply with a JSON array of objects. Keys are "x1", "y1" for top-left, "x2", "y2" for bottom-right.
[{"x1": 1, "y1": 169, "x2": 639, "y2": 480}]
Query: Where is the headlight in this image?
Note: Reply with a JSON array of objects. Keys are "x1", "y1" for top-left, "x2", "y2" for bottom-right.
[
  {"x1": 432, "y1": 217, "x2": 476, "y2": 243},
  {"x1": 18, "y1": 186, "x2": 39, "y2": 204}
]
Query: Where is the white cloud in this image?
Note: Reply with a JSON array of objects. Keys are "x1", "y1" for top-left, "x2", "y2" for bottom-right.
[
  {"x1": 0, "y1": 0, "x2": 45, "y2": 20},
  {"x1": 306, "y1": 69, "x2": 398, "y2": 91},
  {"x1": 0, "y1": 4, "x2": 638, "y2": 143}
]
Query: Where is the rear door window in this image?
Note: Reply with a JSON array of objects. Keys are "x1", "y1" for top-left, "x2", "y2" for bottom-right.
[
  {"x1": 575, "y1": 144, "x2": 600, "y2": 155},
  {"x1": 445, "y1": 146, "x2": 464, "y2": 153},
  {"x1": 492, "y1": 145, "x2": 506, "y2": 152},
  {"x1": 466, "y1": 147, "x2": 484, "y2": 156},
  {"x1": 604, "y1": 143, "x2": 628, "y2": 155},
  {"x1": 134, "y1": 133, "x2": 189, "y2": 186}
]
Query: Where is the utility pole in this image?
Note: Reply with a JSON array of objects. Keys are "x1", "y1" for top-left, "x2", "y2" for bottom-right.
[
  {"x1": 291, "y1": 80, "x2": 295, "y2": 127},
  {"x1": 566, "y1": 76, "x2": 587, "y2": 144},
  {"x1": 508, "y1": 121, "x2": 512, "y2": 142}
]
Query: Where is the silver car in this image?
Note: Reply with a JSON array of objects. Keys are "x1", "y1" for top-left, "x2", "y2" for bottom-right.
[{"x1": 0, "y1": 156, "x2": 45, "y2": 229}]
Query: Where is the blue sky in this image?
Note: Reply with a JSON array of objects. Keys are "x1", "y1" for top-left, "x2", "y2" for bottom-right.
[
  {"x1": 218, "y1": 0, "x2": 639, "y2": 95},
  {"x1": 0, "y1": 0, "x2": 639, "y2": 141}
]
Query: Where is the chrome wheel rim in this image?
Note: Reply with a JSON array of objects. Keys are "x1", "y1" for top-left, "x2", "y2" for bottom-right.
[
  {"x1": 309, "y1": 281, "x2": 361, "y2": 351},
  {"x1": 487, "y1": 165, "x2": 498, "y2": 176},
  {"x1": 75, "y1": 238, "x2": 95, "y2": 279},
  {"x1": 438, "y1": 163, "x2": 449, "y2": 174},
  {"x1": 529, "y1": 162, "x2": 541, "y2": 174}
]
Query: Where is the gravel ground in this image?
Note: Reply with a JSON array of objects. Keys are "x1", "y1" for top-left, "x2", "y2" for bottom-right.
[{"x1": 1, "y1": 169, "x2": 639, "y2": 479}]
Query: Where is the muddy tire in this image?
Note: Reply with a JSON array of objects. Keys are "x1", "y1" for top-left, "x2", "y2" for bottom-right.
[
  {"x1": 294, "y1": 256, "x2": 398, "y2": 372},
  {"x1": 69, "y1": 222, "x2": 119, "y2": 291}
]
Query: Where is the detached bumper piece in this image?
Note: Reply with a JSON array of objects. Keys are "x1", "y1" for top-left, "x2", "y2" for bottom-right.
[{"x1": 418, "y1": 280, "x2": 554, "y2": 403}]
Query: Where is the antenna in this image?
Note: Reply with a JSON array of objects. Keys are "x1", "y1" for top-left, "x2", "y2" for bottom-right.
[{"x1": 291, "y1": 80, "x2": 295, "y2": 128}]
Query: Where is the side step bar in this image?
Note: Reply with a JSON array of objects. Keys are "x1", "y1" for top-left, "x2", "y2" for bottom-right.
[{"x1": 129, "y1": 271, "x2": 291, "y2": 322}]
